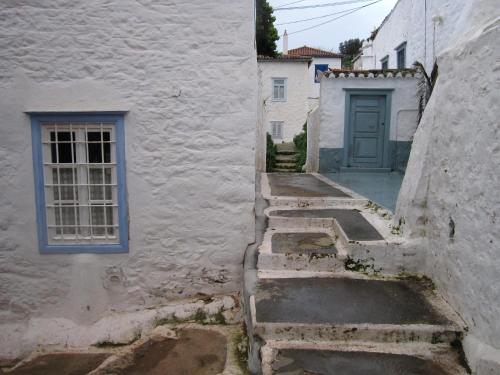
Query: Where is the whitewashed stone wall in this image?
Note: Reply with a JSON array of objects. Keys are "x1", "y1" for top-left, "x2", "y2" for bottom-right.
[
  {"x1": 361, "y1": 0, "x2": 472, "y2": 72},
  {"x1": 0, "y1": 0, "x2": 257, "y2": 359},
  {"x1": 308, "y1": 57, "x2": 342, "y2": 102},
  {"x1": 318, "y1": 76, "x2": 419, "y2": 148},
  {"x1": 395, "y1": 0, "x2": 500, "y2": 372},
  {"x1": 258, "y1": 60, "x2": 310, "y2": 142}
]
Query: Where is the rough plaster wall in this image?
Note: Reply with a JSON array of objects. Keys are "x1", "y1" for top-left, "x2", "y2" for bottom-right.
[
  {"x1": 308, "y1": 57, "x2": 342, "y2": 100},
  {"x1": 395, "y1": 1, "x2": 500, "y2": 370},
  {"x1": 305, "y1": 107, "x2": 320, "y2": 173},
  {"x1": 318, "y1": 77, "x2": 419, "y2": 149},
  {"x1": 368, "y1": 0, "x2": 471, "y2": 72},
  {"x1": 258, "y1": 61, "x2": 310, "y2": 141},
  {"x1": 0, "y1": 0, "x2": 257, "y2": 344}
]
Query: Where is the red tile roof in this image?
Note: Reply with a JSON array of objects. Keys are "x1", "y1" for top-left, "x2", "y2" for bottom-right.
[{"x1": 287, "y1": 46, "x2": 343, "y2": 58}]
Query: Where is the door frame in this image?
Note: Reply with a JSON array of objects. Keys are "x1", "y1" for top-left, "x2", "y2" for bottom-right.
[{"x1": 342, "y1": 89, "x2": 393, "y2": 169}]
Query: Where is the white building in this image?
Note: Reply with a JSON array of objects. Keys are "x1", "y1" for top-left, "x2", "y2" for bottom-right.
[
  {"x1": 306, "y1": 70, "x2": 419, "y2": 173},
  {"x1": 258, "y1": 55, "x2": 311, "y2": 142},
  {"x1": 0, "y1": 0, "x2": 257, "y2": 360},
  {"x1": 353, "y1": 0, "x2": 472, "y2": 72},
  {"x1": 287, "y1": 45, "x2": 343, "y2": 105},
  {"x1": 258, "y1": 39, "x2": 343, "y2": 143}
]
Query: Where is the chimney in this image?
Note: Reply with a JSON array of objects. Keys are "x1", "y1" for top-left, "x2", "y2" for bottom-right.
[{"x1": 283, "y1": 30, "x2": 288, "y2": 55}]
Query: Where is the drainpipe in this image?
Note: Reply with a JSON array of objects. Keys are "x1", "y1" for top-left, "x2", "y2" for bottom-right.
[{"x1": 243, "y1": 172, "x2": 268, "y2": 374}]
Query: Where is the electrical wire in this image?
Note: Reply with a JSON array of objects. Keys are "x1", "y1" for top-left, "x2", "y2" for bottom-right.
[
  {"x1": 287, "y1": 0, "x2": 381, "y2": 34},
  {"x1": 274, "y1": 0, "x2": 309, "y2": 9},
  {"x1": 276, "y1": 3, "x2": 365, "y2": 25},
  {"x1": 275, "y1": 0, "x2": 372, "y2": 11}
]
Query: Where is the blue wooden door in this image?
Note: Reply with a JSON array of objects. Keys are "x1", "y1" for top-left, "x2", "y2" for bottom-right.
[{"x1": 347, "y1": 95, "x2": 386, "y2": 168}]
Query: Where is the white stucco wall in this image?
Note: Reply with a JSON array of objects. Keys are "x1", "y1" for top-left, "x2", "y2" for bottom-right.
[
  {"x1": 258, "y1": 60, "x2": 310, "y2": 142},
  {"x1": 362, "y1": 0, "x2": 472, "y2": 72},
  {"x1": 318, "y1": 76, "x2": 419, "y2": 150},
  {"x1": 395, "y1": 0, "x2": 500, "y2": 372},
  {"x1": 0, "y1": 0, "x2": 257, "y2": 358},
  {"x1": 308, "y1": 57, "x2": 342, "y2": 102}
]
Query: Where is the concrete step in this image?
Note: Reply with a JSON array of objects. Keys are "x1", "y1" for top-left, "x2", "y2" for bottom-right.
[
  {"x1": 274, "y1": 162, "x2": 296, "y2": 169},
  {"x1": 251, "y1": 277, "x2": 464, "y2": 344},
  {"x1": 276, "y1": 142, "x2": 296, "y2": 153},
  {"x1": 261, "y1": 341, "x2": 469, "y2": 375},
  {"x1": 273, "y1": 168, "x2": 297, "y2": 173},
  {"x1": 257, "y1": 229, "x2": 347, "y2": 273},
  {"x1": 275, "y1": 154, "x2": 296, "y2": 162}
]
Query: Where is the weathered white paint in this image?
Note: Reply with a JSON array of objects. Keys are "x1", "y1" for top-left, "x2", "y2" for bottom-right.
[
  {"x1": 308, "y1": 57, "x2": 342, "y2": 104},
  {"x1": 258, "y1": 60, "x2": 310, "y2": 142},
  {"x1": 318, "y1": 76, "x2": 419, "y2": 150},
  {"x1": 395, "y1": 0, "x2": 500, "y2": 372},
  {"x1": 305, "y1": 107, "x2": 320, "y2": 173},
  {"x1": 0, "y1": 0, "x2": 257, "y2": 360},
  {"x1": 357, "y1": 0, "x2": 473, "y2": 72}
]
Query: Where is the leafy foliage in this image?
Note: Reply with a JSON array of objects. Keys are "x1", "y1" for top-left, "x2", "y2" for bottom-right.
[
  {"x1": 339, "y1": 38, "x2": 362, "y2": 69},
  {"x1": 293, "y1": 123, "x2": 307, "y2": 172},
  {"x1": 266, "y1": 132, "x2": 277, "y2": 172},
  {"x1": 256, "y1": 0, "x2": 279, "y2": 57}
]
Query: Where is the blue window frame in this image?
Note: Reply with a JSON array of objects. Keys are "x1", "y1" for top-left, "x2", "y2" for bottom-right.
[
  {"x1": 314, "y1": 64, "x2": 329, "y2": 83},
  {"x1": 395, "y1": 42, "x2": 407, "y2": 69},
  {"x1": 31, "y1": 113, "x2": 128, "y2": 254}
]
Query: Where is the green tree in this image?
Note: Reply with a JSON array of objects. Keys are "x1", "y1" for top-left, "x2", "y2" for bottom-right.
[
  {"x1": 339, "y1": 38, "x2": 362, "y2": 69},
  {"x1": 256, "y1": 0, "x2": 279, "y2": 57}
]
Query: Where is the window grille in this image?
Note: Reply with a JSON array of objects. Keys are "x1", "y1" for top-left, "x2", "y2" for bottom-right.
[
  {"x1": 272, "y1": 78, "x2": 287, "y2": 101},
  {"x1": 31, "y1": 114, "x2": 128, "y2": 253},
  {"x1": 396, "y1": 42, "x2": 407, "y2": 69}
]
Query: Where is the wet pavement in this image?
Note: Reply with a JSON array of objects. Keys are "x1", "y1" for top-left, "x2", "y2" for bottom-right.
[
  {"x1": 267, "y1": 174, "x2": 350, "y2": 197},
  {"x1": 273, "y1": 349, "x2": 450, "y2": 375},
  {"x1": 0, "y1": 329, "x2": 228, "y2": 375},
  {"x1": 0, "y1": 353, "x2": 110, "y2": 375},
  {"x1": 255, "y1": 278, "x2": 450, "y2": 325},
  {"x1": 269, "y1": 209, "x2": 383, "y2": 241},
  {"x1": 323, "y1": 172, "x2": 404, "y2": 212},
  {"x1": 271, "y1": 233, "x2": 337, "y2": 254}
]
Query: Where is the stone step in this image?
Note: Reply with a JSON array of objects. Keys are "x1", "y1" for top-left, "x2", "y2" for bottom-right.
[
  {"x1": 273, "y1": 168, "x2": 296, "y2": 173},
  {"x1": 274, "y1": 163, "x2": 296, "y2": 169},
  {"x1": 276, "y1": 150, "x2": 297, "y2": 156},
  {"x1": 276, "y1": 142, "x2": 296, "y2": 153},
  {"x1": 251, "y1": 277, "x2": 464, "y2": 344},
  {"x1": 275, "y1": 155, "x2": 296, "y2": 162},
  {"x1": 258, "y1": 229, "x2": 347, "y2": 273},
  {"x1": 261, "y1": 341, "x2": 469, "y2": 375}
]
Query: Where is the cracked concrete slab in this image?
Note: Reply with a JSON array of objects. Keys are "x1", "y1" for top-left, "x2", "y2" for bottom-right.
[
  {"x1": 272, "y1": 349, "x2": 452, "y2": 375},
  {"x1": 271, "y1": 233, "x2": 337, "y2": 255},
  {"x1": 267, "y1": 174, "x2": 350, "y2": 198},
  {"x1": 269, "y1": 209, "x2": 383, "y2": 241},
  {"x1": 255, "y1": 278, "x2": 451, "y2": 325}
]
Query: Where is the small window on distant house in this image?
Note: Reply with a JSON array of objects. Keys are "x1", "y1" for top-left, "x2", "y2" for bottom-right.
[
  {"x1": 31, "y1": 114, "x2": 128, "y2": 254},
  {"x1": 271, "y1": 121, "x2": 284, "y2": 140},
  {"x1": 314, "y1": 64, "x2": 329, "y2": 83},
  {"x1": 272, "y1": 78, "x2": 287, "y2": 101},
  {"x1": 380, "y1": 56, "x2": 389, "y2": 70},
  {"x1": 396, "y1": 42, "x2": 407, "y2": 69}
]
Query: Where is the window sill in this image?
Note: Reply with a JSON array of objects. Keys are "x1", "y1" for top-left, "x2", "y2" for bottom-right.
[{"x1": 39, "y1": 243, "x2": 128, "y2": 254}]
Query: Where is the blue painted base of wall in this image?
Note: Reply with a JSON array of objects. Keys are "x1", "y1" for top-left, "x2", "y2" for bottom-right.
[
  {"x1": 389, "y1": 141, "x2": 413, "y2": 172},
  {"x1": 319, "y1": 142, "x2": 412, "y2": 173},
  {"x1": 319, "y1": 148, "x2": 344, "y2": 173}
]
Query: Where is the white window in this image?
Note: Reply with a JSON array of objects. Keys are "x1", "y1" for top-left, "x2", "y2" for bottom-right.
[
  {"x1": 271, "y1": 121, "x2": 284, "y2": 139},
  {"x1": 32, "y1": 114, "x2": 128, "y2": 253},
  {"x1": 272, "y1": 78, "x2": 287, "y2": 101}
]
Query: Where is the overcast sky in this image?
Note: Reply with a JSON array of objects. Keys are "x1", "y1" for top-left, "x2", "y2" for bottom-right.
[{"x1": 268, "y1": 0, "x2": 399, "y2": 53}]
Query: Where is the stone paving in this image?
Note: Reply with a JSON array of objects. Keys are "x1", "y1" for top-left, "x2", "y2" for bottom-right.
[
  {"x1": 251, "y1": 173, "x2": 468, "y2": 375},
  {"x1": 0, "y1": 326, "x2": 242, "y2": 375}
]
